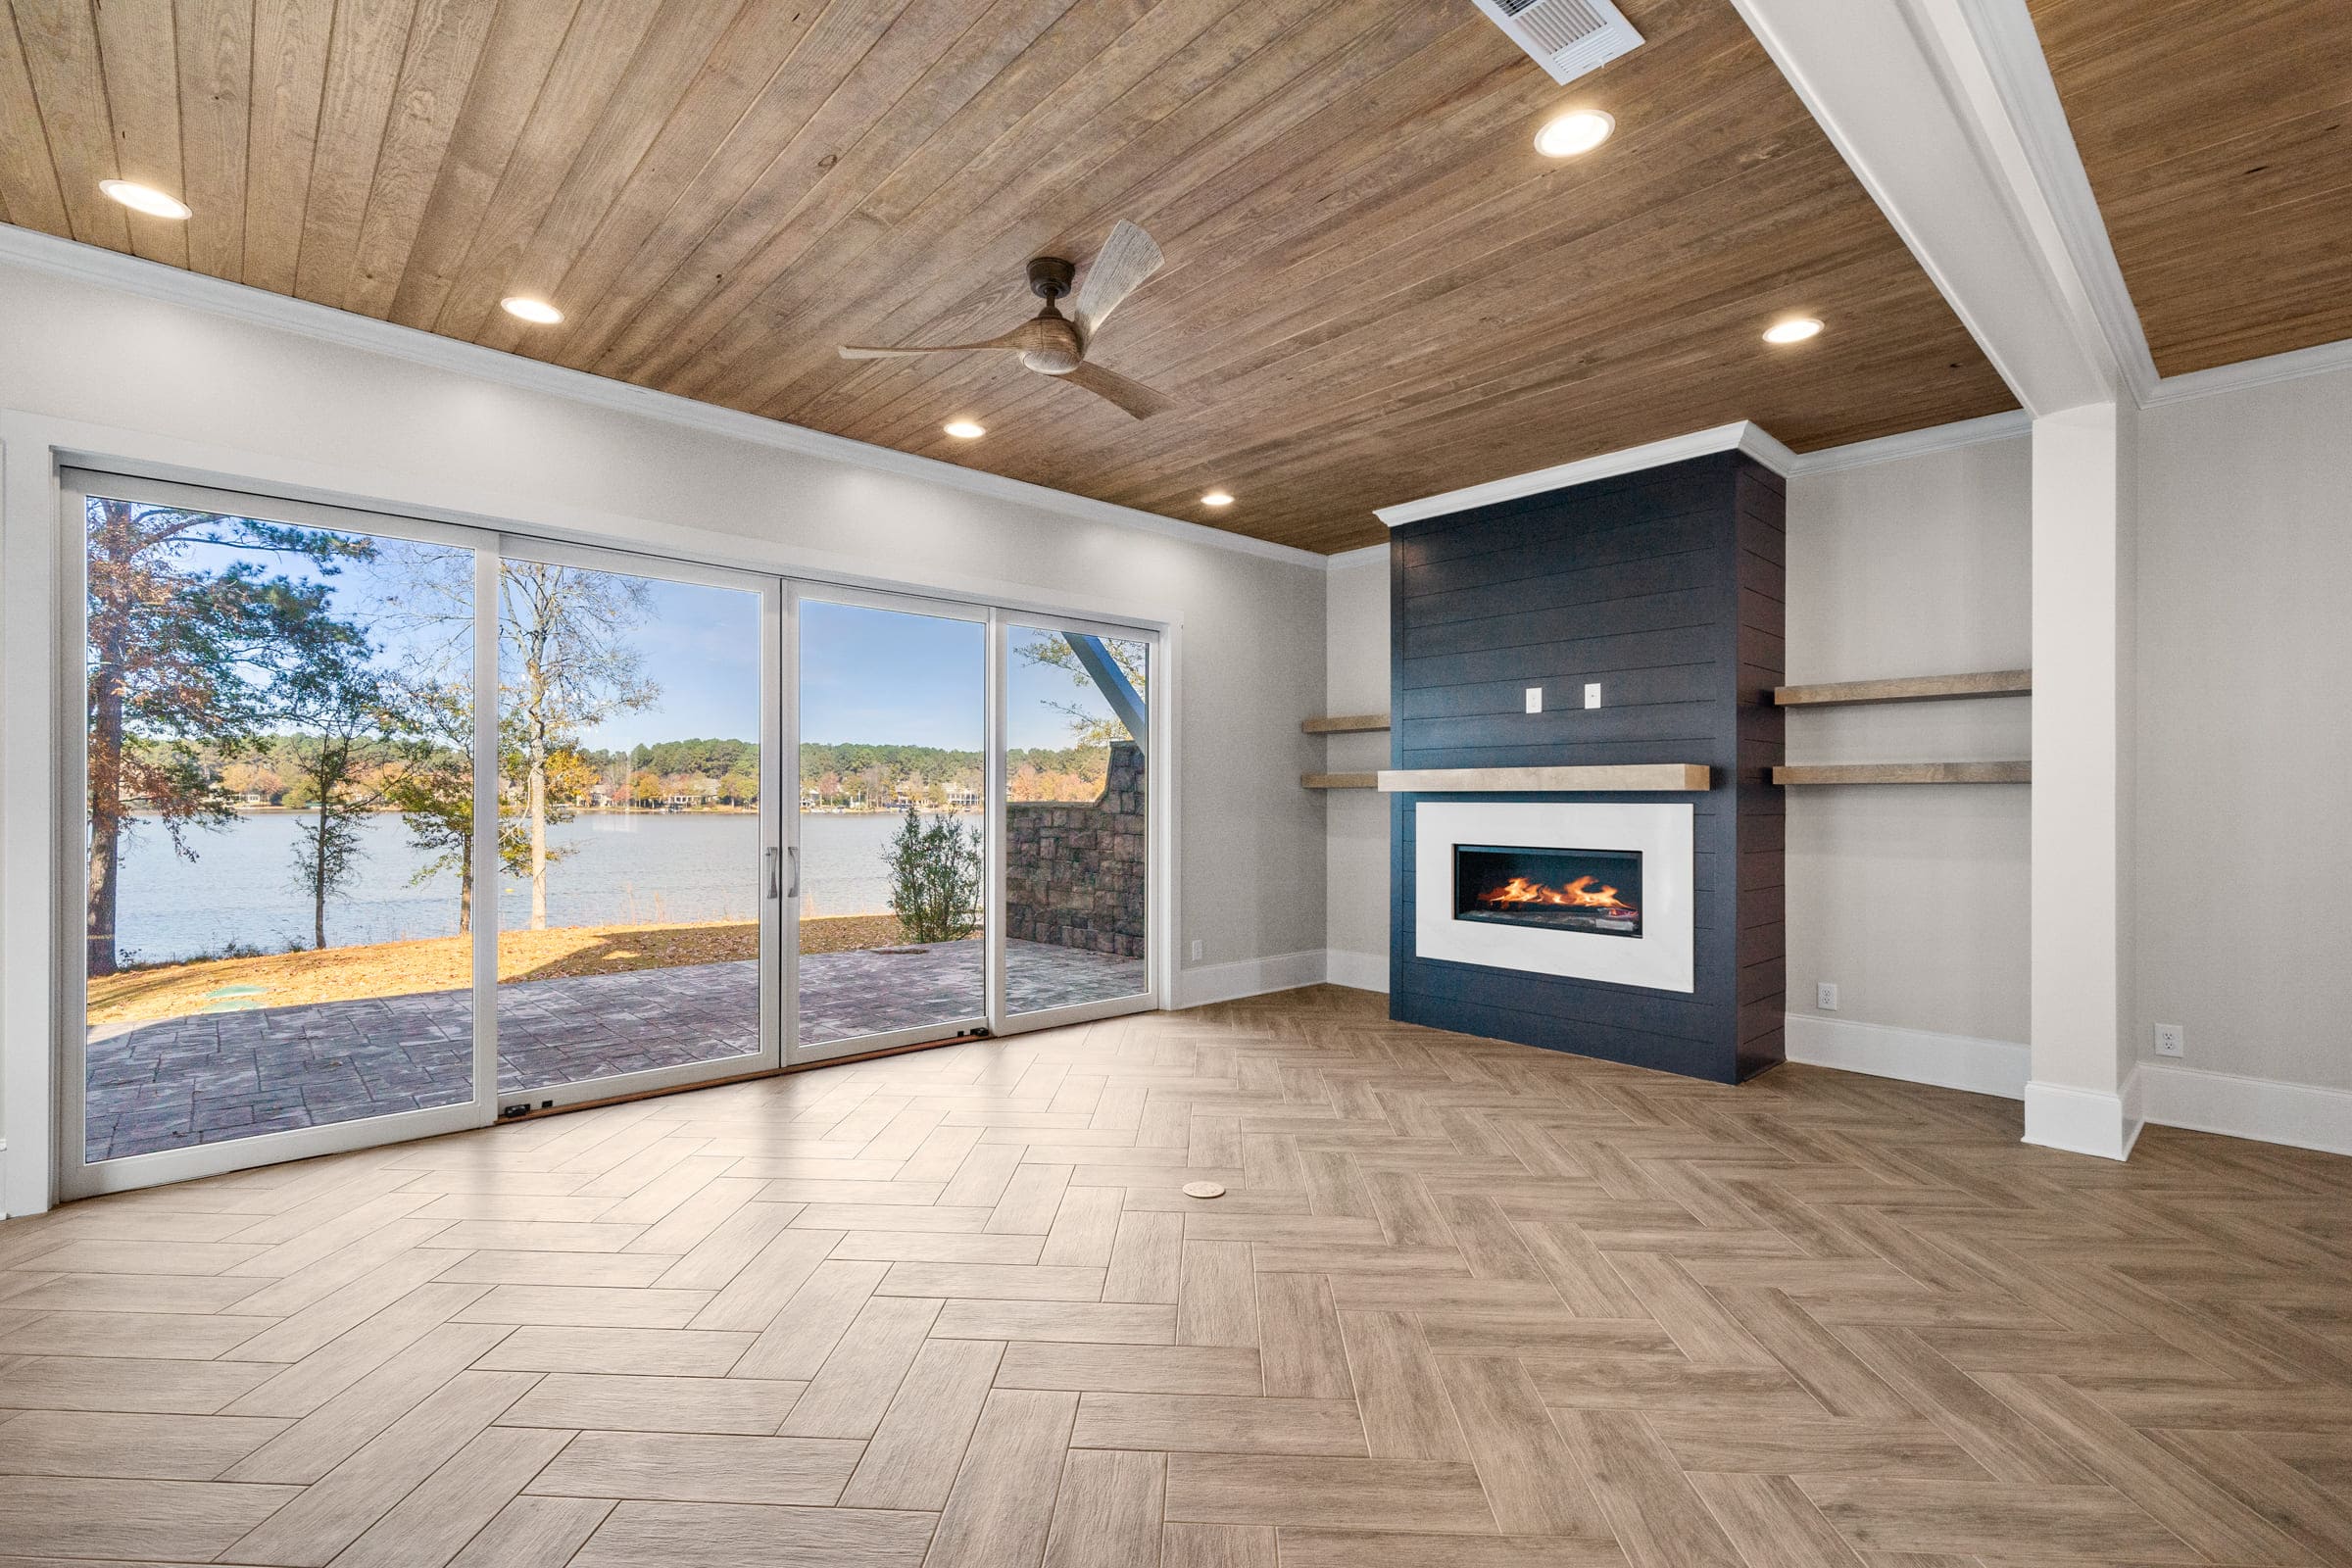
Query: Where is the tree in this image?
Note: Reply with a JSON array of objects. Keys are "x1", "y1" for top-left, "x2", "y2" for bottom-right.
[
  {"x1": 500, "y1": 564, "x2": 657, "y2": 928},
  {"x1": 380, "y1": 549, "x2": 660, "y2": 929},
  {"x1": 276, "y1": 615, "x2": 397, "y2": 951},
  {"x1": 220, "y1": 759, "x2": 283, "y2": 803},
  {"x1": 1015, "y1": 633, "x2": 1148, "y2": 748},
  {"x1": 83, "y1": 497, "x2": 372, "y2": 976},
  {"x1": 380, "y1": 675, "x2": 508, "y2": 933},
  {"x1": 887, "y1": 811, "x2": 982, "y2": 943}
]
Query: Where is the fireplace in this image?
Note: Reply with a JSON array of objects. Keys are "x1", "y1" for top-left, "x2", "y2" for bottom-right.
[
  {"x1": 1415, "y1": 801, "x2": 1693, "y2": 994},
  {"x1": 1453, "y1": 844, "x2": 1642, "y2": 938},
  {"x1": 1387, "y1": 448, "x2": 1784, "y2": 1082}
]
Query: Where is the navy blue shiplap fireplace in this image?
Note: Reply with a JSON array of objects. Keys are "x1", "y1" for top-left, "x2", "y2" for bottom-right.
[{"x1": 1387, "y1": 451, "x2": 1786, "y2": 1083}]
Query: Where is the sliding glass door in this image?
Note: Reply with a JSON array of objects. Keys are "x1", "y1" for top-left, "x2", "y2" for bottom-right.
[
  {"x1": 61, "y1": 468, "x2": 1161, "y2": 1199},
  {"x1": 67, "y1": 475, "x2": 491, "y2": 1190},
  {"x1": 999, "y1": 619, "x2": 1154, "y2": 1026},
  {"x1": 792, "y1": 589, "x2": 989, "y2": 1062},
  {"x1": 492, "y1": 542, "x2": 782, "y2": 1108}
]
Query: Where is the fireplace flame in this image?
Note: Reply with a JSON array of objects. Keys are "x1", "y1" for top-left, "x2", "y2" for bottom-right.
[{"x1": 1482, "y1": 874, "x2": 1631, "y2": 910}]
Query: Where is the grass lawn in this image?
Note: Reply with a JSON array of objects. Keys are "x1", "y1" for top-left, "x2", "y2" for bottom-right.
[{"x1": 87, "y1": 913, "x2": 907, "y2": 1026}]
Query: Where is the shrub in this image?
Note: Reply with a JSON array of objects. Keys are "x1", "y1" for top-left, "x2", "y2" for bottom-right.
[{"x1": 887, "y1": 810, "x2": 983, "y2": 943}]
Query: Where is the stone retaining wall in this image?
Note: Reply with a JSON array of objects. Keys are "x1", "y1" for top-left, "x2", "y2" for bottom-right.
[{"x1": 1004, "y1": 741, "x2": 1147, "y2": 958}]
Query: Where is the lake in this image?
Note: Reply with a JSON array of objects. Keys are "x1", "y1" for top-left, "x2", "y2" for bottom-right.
[{"x1": 108, "y1": 809, "x2": 955, "y2": 963}]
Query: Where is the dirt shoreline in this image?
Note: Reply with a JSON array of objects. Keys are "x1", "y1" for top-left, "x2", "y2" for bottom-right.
[{"x1": 87, "y1": 913, "x2": 906, "y2": 1025}]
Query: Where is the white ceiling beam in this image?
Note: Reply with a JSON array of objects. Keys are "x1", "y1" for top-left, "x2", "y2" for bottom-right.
[{"x1": 1729, "y1": 0, "x2": 2144, "y2": 416}]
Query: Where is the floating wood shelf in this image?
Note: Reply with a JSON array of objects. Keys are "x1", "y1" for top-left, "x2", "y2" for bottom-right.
[
  {"x1": 1301, "y1": 772, "x2": 1380, "y2": 790},
  {"x1": 1773, "y1": 669, "x2": 2032, "y2": 707},
  {"x1": 1773, "y1": 762, "x2": 2031, "y2": 785},
  {"x1": 1301, "y1": 713, "x2": 1392, "y2": 734},
  {"x1": 1377, "y1": 764, "x2": 1712, "y2": 794}
]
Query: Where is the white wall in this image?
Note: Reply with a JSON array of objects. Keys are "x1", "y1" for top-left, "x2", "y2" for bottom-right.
[
  {"x1": 0, "y1": 246, "x2": 1329, "y2": 1214},
  {"x1": 2134, "y1": 367, "x2": 2352, "y2": 1095},
  {"x1": 1323, "y1": 547, "x2": 1390, "y2": 988},
  {"x1": 1784, "y1": 435, "x2": 2034, "y2": 1053}
]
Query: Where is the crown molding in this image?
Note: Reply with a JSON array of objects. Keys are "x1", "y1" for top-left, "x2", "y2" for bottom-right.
[
  {"x1": 2145, "y1": 334, "x2": 2352, "y2": 409},
  {"x1": 0, "y1": 223, "x2": 1327, "y2": 570},
  {"x1": 1375, "y1": 421, "x2": 1792, "y2": 528},
  {"x1": 1787, "y1": 410, "x2": 2032, "y2": 473},
  {"x1": 1324, "y1": 542, "x2": 1390, "y2": 569}
]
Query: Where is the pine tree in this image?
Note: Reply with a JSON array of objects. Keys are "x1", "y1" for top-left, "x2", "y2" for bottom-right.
[{"x1": 82, "y1": 497, "x2": 371, "y2": 975}]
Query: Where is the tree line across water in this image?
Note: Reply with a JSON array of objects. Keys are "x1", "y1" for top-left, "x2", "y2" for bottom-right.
[{"x1": 164, "y1": 734, "x2": 1120, "y2": 815}]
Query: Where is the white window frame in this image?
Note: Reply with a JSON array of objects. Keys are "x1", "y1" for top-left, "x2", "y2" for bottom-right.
[{"x1": 44, "y1": 463, "x2": 1176, "y2": 1200}]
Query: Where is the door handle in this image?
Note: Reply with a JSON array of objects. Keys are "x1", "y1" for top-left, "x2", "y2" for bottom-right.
[
  {"x1": 787, "y1": 845, "x2": 801, "y2": 900},
  {"x1": 765, "y1": 846, "x2": 782, "y2": 901}
]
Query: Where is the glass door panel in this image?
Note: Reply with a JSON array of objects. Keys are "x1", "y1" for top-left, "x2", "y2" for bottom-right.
[
  {"x1": 795, "y1": 593, "x2": 988, "y2": 1057},
  {"x1": 494, "y1": 551, "x2": 776, "y2": 1102},
  {"x1": 73, "y1": 481, "x2": 479, "y2": 1178},
  {"x1": 1000, "y1": 623, "x2": 1152, "y2": 1022}
]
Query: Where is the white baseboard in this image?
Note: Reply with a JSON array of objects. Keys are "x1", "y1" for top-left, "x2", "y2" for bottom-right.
[
  {"x1": 1784, "y1": 1014, "x2": 2029, "y2": 1101},
  {"x1": 2024, "y1": 1075, "x2": 2141, "y2": 1161},
  {"x1": 1324, "y1": 950, "x2": 1390, "y2": 994},
  {"x1": 2135, "y1": 1061, "x2": 2352, "y2": 1157},
  {"x1": 1173, "y1": 949, "x2": 1329, "y2": 1009},
  {"x1": 1783, "y1": 1011, "x2": 2349, "y2": 1160}
]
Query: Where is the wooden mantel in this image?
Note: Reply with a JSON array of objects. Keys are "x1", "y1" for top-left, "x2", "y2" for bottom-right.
[
  {"x1": 1773, "y1": 761, "x2": 2030, "y2": 785},
  {"x1": 1376, "y1": 764, "x2": 1711, "y2": 794}
]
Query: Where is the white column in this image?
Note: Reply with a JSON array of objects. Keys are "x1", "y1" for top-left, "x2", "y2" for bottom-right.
[
  {"x1": 2027, "y1": 400, "x2": 2139, "y2": 1157},
  {"x1": 0, "y1": 423, "x2": 62, "y2": 1216}
]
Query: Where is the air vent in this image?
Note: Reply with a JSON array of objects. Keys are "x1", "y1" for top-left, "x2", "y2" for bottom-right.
[{"x1": 1473, "y1": 0, "x2": 1644, "y2": 85}]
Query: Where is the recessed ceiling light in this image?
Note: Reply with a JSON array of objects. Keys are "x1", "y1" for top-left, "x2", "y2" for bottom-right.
[
  {"x1": 943, "y1": 419, "x2": 986, "y2": 439},
  {"x1": 99, "y1": 179, "x2": 190, "y2": 220},
  {"x1": 1200, "y1": 491, "x2": 1234, "y2": 508},
  {"x1": 500, "y1": 296, "x2": 564, "y2": 325},
  {"x1": 1763, "y1": 317, "x2": 1825, "y2": 345},
  {"x1": 1535, "y1": 110, "x2": 1615, "y2": 159}
]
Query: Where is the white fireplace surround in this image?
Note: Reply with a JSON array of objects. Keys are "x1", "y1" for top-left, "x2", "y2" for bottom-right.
[{"x1": 1415, "y1": 801, "x2": 1696, "y2": 994}]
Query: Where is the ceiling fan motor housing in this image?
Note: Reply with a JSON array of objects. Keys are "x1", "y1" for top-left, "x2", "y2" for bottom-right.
[{"x1": 1027, "y1": 255, "x2": 1076, "y2": 299}]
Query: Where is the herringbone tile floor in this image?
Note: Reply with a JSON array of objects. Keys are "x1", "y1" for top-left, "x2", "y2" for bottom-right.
[{"x1": 4, "y1": 984, "x2": 2350, "y2": 1566}]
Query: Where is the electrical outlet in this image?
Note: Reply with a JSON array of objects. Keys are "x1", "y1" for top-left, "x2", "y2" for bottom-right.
[
  {"x1": 1816, "y1": 981, "x2": 1839, "y2": 1011},
  {"x1": 2153, "y1": 1021, "x2": 2184, "y2": 1057},
  {"x1": 1525, "y1": 687, "x2": 1543, "y2": 713},
  {"x1": 1189, "y1": 939, "x2": 1203, "y2": 962},
  {"x1": 1584, "y1": 682, "x2": 1602, "y2": 709}
]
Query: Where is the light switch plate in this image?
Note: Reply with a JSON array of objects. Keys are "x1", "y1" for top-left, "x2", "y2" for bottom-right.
[
  {"x1": 1584, "y1": 683, "x2": 1602, "y2": 709},
  {"x1": 1525, "y1": 687, "x2": 1543, "y2": 713}
]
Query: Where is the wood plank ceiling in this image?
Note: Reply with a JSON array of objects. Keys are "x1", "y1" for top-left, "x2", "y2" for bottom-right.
[
  {"x1": 2027, "y1": 0, "x2": 2352, "y2": 379},
  {"x1": 0, "y1": 0, "x2": 2016, "y2": 553}
]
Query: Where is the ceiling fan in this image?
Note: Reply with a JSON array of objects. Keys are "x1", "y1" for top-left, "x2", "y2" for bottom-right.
[{"x1": 838, "y1": 220, "x2": 1173, "y2": 419}]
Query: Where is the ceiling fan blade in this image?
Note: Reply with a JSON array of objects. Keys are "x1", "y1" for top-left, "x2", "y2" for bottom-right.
[
  {"x1": 838, "y1": 325, "x2": 1036, "y2": 361},
  {"x1": 1073, "y1": 220, "x2": 1163, "y2": 342},
  {"x1": 1059, "y1": 360, "x2": 1175, "y2": 419}
]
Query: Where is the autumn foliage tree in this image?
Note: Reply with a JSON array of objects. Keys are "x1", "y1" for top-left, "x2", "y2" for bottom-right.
[
  {"x1": 82, "y1": 497, "x2": 372, "y2": 976},
  {"x1": 384, "y1": 551, "x2": 659, "y2": 930}
]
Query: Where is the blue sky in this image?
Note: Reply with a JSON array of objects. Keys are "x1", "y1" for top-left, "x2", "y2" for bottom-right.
[{"x1": 149, "y1": 508, "x2": 1140, "y2": 755}]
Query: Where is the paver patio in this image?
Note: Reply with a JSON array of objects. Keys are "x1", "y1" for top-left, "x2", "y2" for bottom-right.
[{"x1": 83, "y1": 937, "x2": 1145, "y2": 1161}]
